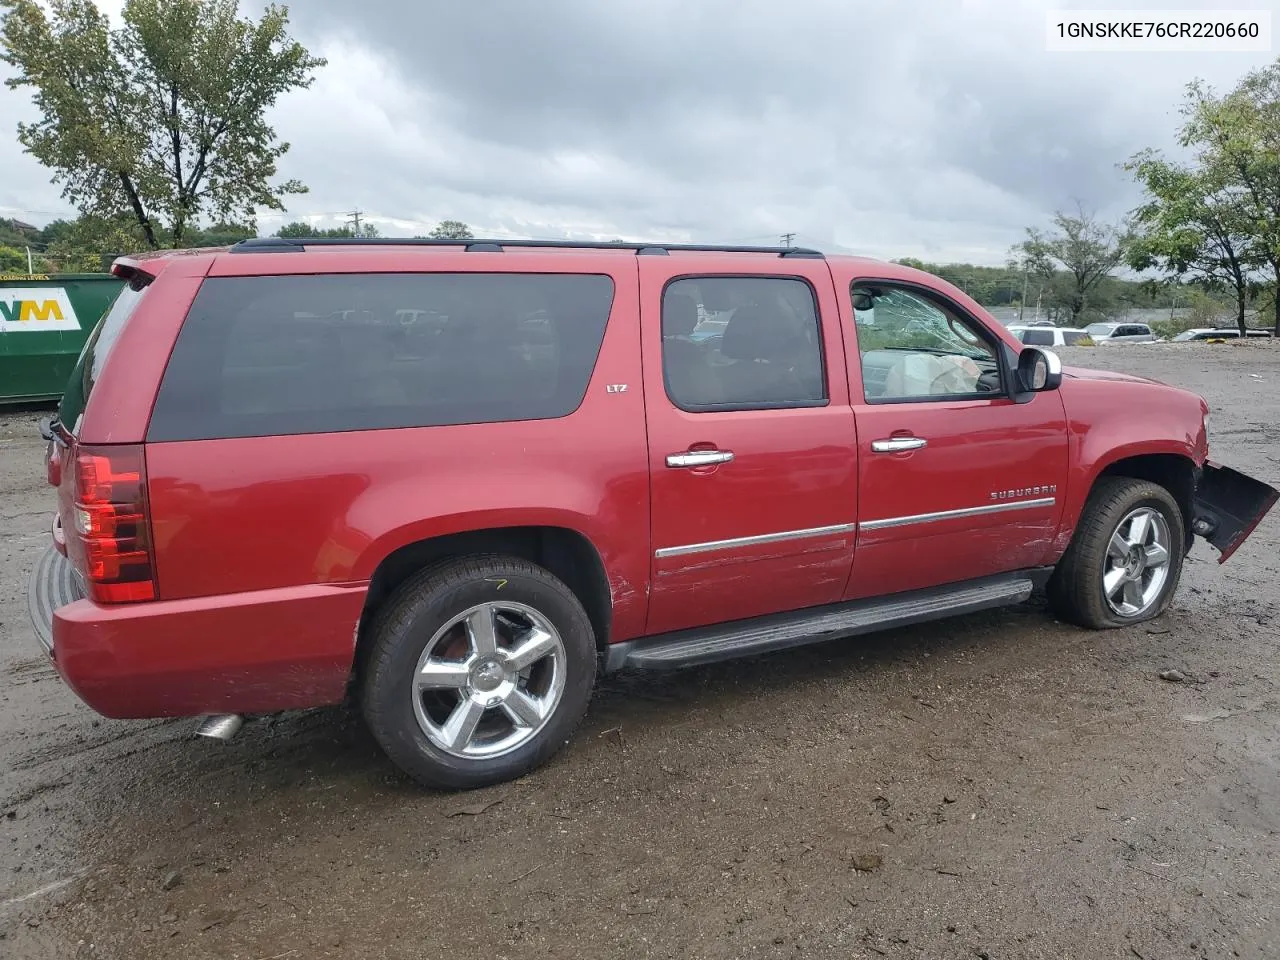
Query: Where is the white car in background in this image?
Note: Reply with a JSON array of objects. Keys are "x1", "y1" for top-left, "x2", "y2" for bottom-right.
[
  {"x1": 1085, "y1": 321, "x2": 1157, "y2": 344},
  {"x1": 1007, "y1": 325, "x2": 1095, "y2": 347},
  {"x1": 1171, "y1": 327, "x2": 1273, "y2": 342}
]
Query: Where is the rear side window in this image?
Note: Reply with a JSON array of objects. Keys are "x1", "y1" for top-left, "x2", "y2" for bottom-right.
[
  {"x1": 661, "y1": 276, "x2": 826, "y2": 410},
  {"x1": 59, "y1": 279, "x2": 149, "y2": 430},
  {"x1": 1021, "y1": 328, "x2": 1054, "y2": 346},
  {"x1": 1063, "y1": 331, "x2": 1090, "y2": 346},
  {"x1": 146, "y1": 273, "x2": 615, "y2": 441}
]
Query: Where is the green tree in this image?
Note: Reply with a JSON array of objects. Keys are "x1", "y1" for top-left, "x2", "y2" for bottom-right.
[
  {"x1": 42, "y1": 214, "x2": 138, "y2": 271},
  {"x1": 1179, "y1": 62, "x2": 1280, "y2": 333},
  {"x1": 1, "y1": 0, "x2": 325, "y2": 249},
  {"x1": 428, "y1": 220, "x2": 474, "y2": 240},
  {"x1": 1012, "y1": 205, "x2": 1132, "y2": 323},
  {"x1": 1124, "y1": 152, "x2": 1258, "y2": 334},
  {"x1": 274, "y1": 220, "x2": 380, "y2": 239},
  {"x1": 184, "y1": 221, "x2": 254, "y2": 246},
  {"x1": 0, "y1": 245, "x2": 33, "y2": 272}
]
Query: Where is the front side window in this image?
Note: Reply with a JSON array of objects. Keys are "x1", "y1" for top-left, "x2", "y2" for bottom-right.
[
  {"x1": 661, "y1": 276, "x2": 826, "y2": 410},
  {"x1": 851, "y1": 283, "x2": 1002, "y2": 401}
]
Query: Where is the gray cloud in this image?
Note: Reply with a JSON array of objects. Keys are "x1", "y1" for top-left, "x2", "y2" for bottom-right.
[{"x1": 2, "y1": 0, "x2": 1275, "y2": 263}]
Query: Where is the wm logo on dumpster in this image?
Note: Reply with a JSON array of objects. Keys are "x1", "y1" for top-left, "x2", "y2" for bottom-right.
[{"x1": 0, "y1": 288, "x2": 80, "y2": 333}]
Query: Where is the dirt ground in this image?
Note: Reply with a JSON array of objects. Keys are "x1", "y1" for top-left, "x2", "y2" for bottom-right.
[{"x1": 2, "y1": 342, "x2": 1278, "y2": 960}]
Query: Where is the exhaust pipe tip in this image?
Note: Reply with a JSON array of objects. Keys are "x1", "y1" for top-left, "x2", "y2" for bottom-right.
[{"x1": 195, "y1": 714, "x2": 244, "y2": 741}]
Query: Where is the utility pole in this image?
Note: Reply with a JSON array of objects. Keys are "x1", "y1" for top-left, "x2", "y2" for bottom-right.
[
  {"x1": 1019, "y1": 259, "x2": 1028, "y2": 323},
  {"x1": 780, "y1": 232, "x2": 795, "y2": 248},
  {"x1": 346, "y1": 209, "x2": 364, "y2": 237}
]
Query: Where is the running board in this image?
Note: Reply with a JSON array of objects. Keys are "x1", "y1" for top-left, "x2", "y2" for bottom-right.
[{"x1": 605, "y1": 572, "x2": 1045, "y2": 672}]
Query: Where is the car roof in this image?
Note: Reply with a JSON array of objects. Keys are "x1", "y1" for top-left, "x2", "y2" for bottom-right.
[
  {"x1": 108, "y1": 241, "x2": 1007, "y2": 331},
  {"x1": 111, "y1": 239, "x2": 935, "y2": 285}
]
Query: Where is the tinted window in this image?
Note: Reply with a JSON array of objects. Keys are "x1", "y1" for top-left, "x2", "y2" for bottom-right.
[
  {"x1": 851, "y1": 284, "x2": 1001, "y2": 401},
  {"x1": 661, "y1": 276, "x2": 826, "y2": 410},
  {"x1": 147, "y1": 273, "x2": 615, "y2": 441},
  {"x1": 1063, "y1": 330, "x2": 1090, "y2": 346},
  {"x1": 1021, "y1": 328, "x2": 1054, "y2": 346},
  {"x1": 59, "y1": 279, "x2": 149, "y2": 431}
]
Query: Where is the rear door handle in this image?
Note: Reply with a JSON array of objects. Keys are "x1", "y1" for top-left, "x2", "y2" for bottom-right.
[
  {"x1": 667, "y1": 450, "x2": 735, "y2": 468},
  {"x1": 871, "y1": 437, "x2": 927, "y2": 453}
]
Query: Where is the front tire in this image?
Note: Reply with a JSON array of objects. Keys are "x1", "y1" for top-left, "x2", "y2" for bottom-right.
[
  {"x1": 1048, "y1": 478, "x2": 1186, "y2": 629},
  {"x1": 361, "y1": 555, "x2": 597, "y2": 790}
]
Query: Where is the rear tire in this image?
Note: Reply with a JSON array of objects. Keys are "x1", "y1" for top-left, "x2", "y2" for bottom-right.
[
  {"x1": 361, "y1": 555, "x2": 597, "y2": 790},
  {"x1": 1048, "y1": 478, "x2": 1185, "y2": 629}
]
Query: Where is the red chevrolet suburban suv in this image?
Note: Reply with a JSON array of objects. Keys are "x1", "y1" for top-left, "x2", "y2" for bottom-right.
[{"x1": 27, "y1": 238, "x2": 1278, "y2": 790}]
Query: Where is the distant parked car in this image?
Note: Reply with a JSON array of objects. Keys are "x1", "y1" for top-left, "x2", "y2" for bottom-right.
[
  {"x1": 1171, "y1": 327, "x2": 1273, "y2": 342},
  {"x1": 1008, "y1": 325, "x2": 1094, "y2": 347},
  {"x1": 1086, "y1": 322, "x2": 1156, "y2": 345}
]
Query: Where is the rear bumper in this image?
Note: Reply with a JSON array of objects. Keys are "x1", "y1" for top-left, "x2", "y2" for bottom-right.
[
  {"x1": 26, "y1": 541, "x2": 85, "y2": 655},
  {"x1": 26, "y1": 544, "x2": 366, "y2": 719}
]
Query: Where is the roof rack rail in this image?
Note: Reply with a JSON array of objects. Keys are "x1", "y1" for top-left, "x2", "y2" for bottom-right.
[{"x1": 227, "y1": 236, "x2": 825, "y2": 259}]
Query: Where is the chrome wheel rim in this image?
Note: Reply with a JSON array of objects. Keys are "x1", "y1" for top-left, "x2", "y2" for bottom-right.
[
  {"x1": 412, "y1": 601, "x2": 567, "y2": 760},
  {"x1": 1102, "y1": 507, "x2": 1172, "y2": 617}
]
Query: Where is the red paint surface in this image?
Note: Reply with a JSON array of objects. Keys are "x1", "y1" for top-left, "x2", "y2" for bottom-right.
[{"x1": 52, "y1": 582, "x2": 366, "y2": 717}]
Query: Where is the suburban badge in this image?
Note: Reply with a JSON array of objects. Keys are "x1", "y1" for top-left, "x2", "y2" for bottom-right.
[{"x1": 990, "y1": 485, "x2": 1058, "y2": 500}]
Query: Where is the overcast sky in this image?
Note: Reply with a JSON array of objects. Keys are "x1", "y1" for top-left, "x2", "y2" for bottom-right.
[{"x1": 0, "y1": 0, "x2": 1275, "y2": 264}]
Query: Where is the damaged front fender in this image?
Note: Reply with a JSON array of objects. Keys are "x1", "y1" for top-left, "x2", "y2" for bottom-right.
[{"x1": 1191, "y1": 461, "x2": 1279, "y2": 564}]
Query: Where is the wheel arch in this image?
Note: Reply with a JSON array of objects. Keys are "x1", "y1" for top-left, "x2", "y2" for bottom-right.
[
  {"x1": 354, "y1": 525, "x2": 614, "y2": 670},
  {"x1": 1091, "y1": 452, "x2": 1198, "y2": 552}
]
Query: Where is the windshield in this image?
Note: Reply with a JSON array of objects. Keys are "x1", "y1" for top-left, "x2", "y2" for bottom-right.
[
  {"x1": 1172, "y1": 330, "x2": 1199, "y2": 341},
  {"x1": 1086, "y1": 323, "x2": 1114, "y2": 337}
]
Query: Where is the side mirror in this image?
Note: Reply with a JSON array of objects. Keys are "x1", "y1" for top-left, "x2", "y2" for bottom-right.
[{"x1": 1015, "y1": 346, "x2": 1062, "y2": 394}]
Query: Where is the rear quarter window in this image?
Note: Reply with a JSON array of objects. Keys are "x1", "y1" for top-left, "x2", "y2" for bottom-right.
[
  {"x1": 59, "y1": 279, "x2": 149, "y2": 430},
  {"x1": 146, "y1": 272, "x2": 615, "y2": 441}
]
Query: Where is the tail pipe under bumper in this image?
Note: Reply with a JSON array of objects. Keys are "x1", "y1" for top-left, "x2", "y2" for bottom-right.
[{"x1": 195, "y1": 714, "x2": 244, "y2": 741}]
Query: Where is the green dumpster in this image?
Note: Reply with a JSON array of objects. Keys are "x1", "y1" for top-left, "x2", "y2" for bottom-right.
[{"x1": 0, "y1": 272, "x2": 125, "y2": 405}]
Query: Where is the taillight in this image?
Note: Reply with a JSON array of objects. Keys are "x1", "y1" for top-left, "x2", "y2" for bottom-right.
[
  {"x1": 73, "y1": 444, "x2": 156, "y2": 603},
  {"x1": 46, "y1": 440, "x2": 62, "y2": 487}
]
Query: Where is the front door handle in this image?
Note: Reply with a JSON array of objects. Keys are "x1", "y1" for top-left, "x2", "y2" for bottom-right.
[
  {"x1": 871, "y1": 437, "x2": 927, "y2": 453},
  {"x1": 667, "y1": 449, "x2": 735, "y2": 468}
]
